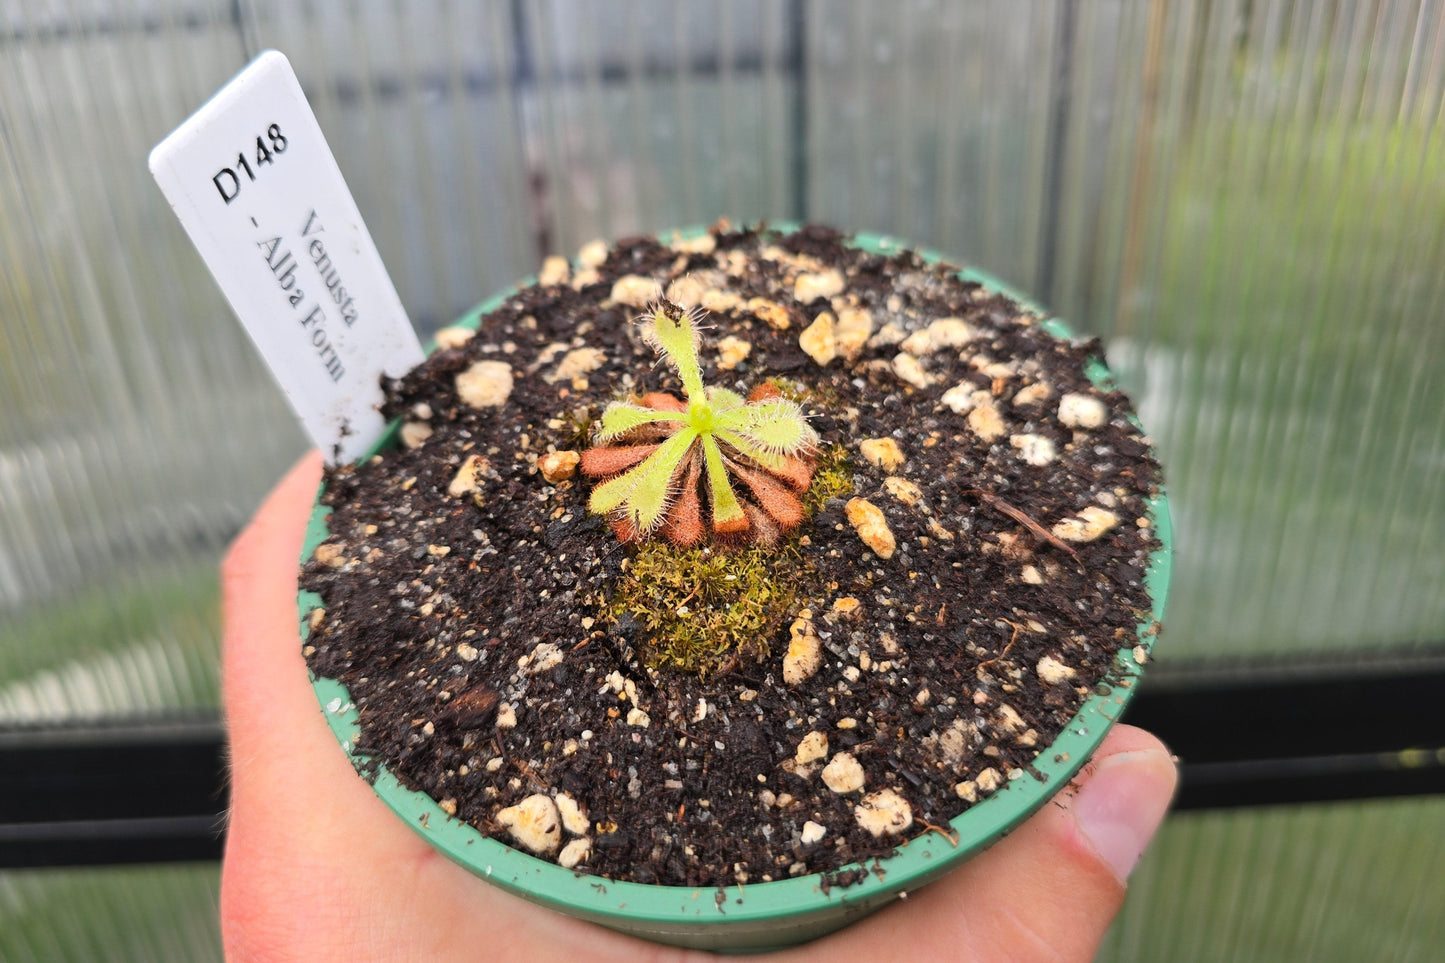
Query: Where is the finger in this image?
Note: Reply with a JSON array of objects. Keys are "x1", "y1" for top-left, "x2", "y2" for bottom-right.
[
  {"x1": 221, "y1": 450, "x2": 325, "y2": 795},
  {"x1": 219, "y1": 451, "x2": 394, "y2": 852},
  {"x1": 795, "y1": 724, "x2": 1176, "y2": 963}
]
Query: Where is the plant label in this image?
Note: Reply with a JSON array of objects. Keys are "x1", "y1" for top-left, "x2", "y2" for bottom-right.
[{"x1": 149, "y1": 49, "x2": 423, "y2": 465}]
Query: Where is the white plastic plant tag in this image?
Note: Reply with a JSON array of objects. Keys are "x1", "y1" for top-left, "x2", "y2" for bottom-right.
[{"x1": 149, "y1": 49, "x2": 424, "y2": 465}]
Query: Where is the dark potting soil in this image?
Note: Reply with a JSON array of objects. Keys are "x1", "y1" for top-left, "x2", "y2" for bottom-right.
[{"x1": 300, "y1": 223, "x2": 1162, "y2": 889}]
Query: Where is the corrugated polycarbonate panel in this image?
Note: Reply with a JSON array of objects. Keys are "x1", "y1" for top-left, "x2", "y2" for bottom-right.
[
  {"x1": 0, "y1": 1, "x2": 303, "y2": 722},
  {"x1": 1067, "y1": 0, "x2": 1445, "y2": 659},
  {"x1": 0, "y1": 865, "x2": 222, "y2": 963},
  {"x1": 1102, "y1": 796, "x2": 1445, "y2": 962},
  {"x1": 237, "y1": 0, "x2": 539, "y2": 333},
  {"x1": 516, "y1": 0, "x2": 799, "y2": 249},
  {"x1": 800, "y1": 0, "x2": 1445, "y2": 659}
]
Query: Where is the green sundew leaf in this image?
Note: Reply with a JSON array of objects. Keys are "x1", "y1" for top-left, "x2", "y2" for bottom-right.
[
  {"x1": 589, "y1": 428, "x2": 698, "y2": 530},
  {"x1": 714, "y1": 398, "x2": 808, "y2": 435},
  {"x1": 739, "y1": 409, "x2": 817, "y2": 452},
  {"x1": 712, "y1": 405, "x2": 753, "y2": 432},
  {"x1": 740, "y1": 399, "x2": 814, "y2": 435},
  {"x1": 588, "y1": 472, "x2": 634, "y2": 516},
  {"x1": 596, "y1": 402, "x2": 682, "y2": 441},
  {"x1": 706, "y1": 387, "x2": 746, "y2": 411},
  {"x1": 701, "y1": 435, "x2": 747, "y2": 527},
  {"x1": 647, "y1": 308, "x2": 706, "y2": 401},
  {"x1": 715, "y1": 428, "x2": 787, "y2": 471},
  {"x1": 715, "y1": 397, "x2": 815, "y2": 463}
]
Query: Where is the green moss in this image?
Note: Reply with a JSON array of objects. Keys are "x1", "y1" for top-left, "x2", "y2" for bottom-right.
[
  {"x1": 804, "y1": 443, "x2": 854, "y2": 515},
  {"x1": 596, "y1": 445, "x2": 854, "y2": 678},
  {"x1": 603, "y1": 541, "x2": 805, "y2": 678},
  {"x1": 764, "y1": 376, "x2": 809, "y2": 401},
  {"x1": 765, "y1": 376, "x2": 845, "y2": 410}
]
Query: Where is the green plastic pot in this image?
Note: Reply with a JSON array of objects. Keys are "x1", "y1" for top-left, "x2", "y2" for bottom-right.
[{"x1": 298, "y1": 228, "x2": 1172, "y2": 953}]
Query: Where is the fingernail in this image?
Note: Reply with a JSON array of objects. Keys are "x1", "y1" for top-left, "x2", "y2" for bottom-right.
[{"x1": 1072, "y1": 750, "x2": 1176, "y2": 881}]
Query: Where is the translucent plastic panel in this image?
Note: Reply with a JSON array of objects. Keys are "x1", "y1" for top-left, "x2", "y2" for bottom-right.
[
  {"x1": 804, "y1": 0, "x2": 1059, "y2": 285},
  {"x1": 517, "y1": 0, "x2": 800, "y2": 250},
  {"x1": 1055, "y1": 0, "x2": 1445, "y2": 657},
  {"x1": 800, "y1": 0, "x2": 1445, "y2": 658},
  {"x1": 0, "y1": 864, "x2": 222, "y2": 963},
  {"x1": 0, "y1": 2, "x2": 304, "y2": 721},
  {"x1": 1103, "y1": 796, "x2": 1445, "y2": 962},
  {"x1": 238, "y1": 0, "x2": 539, "y2": 333}
]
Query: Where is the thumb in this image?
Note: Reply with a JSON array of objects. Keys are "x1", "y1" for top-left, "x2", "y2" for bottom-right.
[{"x1": 802, "y1": 725, "x2": 1176, "y2": 963}]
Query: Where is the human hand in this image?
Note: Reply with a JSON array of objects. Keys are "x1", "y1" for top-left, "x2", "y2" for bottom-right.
[{"x1": 220, "y1": 452, "x2": 1177, "y2": 962}]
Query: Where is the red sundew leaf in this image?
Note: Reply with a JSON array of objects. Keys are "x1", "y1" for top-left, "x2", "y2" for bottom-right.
[
  {"x1": 580, "y1": 444, "x2": 659, "y2": 477},
  {"x1": 740, "y1": 501, "x2": 781, "y2": 548},
  {"x1": 660, "y1": 455, "x2": 705, "y2": 547},
  {"x1": 729, "y1": 462, "x2": 806, "y2": 530},
  {"x1": 640, "y1": 391, "x2": 687, "y2": 413},
  {"x1": 610, "y1": 515, "x2": 643, "y2": 543},
  {"x1": 763, "y1": 453, "x2": 816, "y2": 494}
]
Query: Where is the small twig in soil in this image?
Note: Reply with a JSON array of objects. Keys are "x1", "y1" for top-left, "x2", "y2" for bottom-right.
[
  {"x1": 514, "y1": 758, "x2": 547, "y2": 789},
  {"x1": 670, "y1": 723, "x2": 704, "y2": 743},
  {"x1": 915, "y1": 818, "x2": 960, "y2": 847},
  {"x1": 963, "y1": 488, "x2": 1079, "y2": 558},
  {"x1": 977, "y1": 618, "x2": 1023, "y2": 671}
]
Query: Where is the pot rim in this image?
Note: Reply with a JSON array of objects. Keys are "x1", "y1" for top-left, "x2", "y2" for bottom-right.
[{"x1": 297, "y1": 225, "x2": 1172, "y2": 942}]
